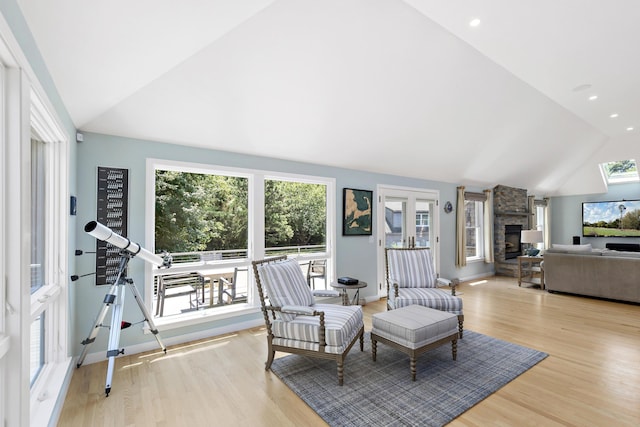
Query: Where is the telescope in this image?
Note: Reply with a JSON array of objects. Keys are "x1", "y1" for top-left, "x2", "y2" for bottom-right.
[
  {"x1": 84, "y1": 221, "x2": 171, "y2": 268},
  {"x1": 79, "y1": 220, "x2": 168, "y2": 396}
]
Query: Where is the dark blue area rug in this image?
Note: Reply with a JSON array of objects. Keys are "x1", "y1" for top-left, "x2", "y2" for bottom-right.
[{"x1": 270, "y1": 331, "x2": 547, "y2": 427}]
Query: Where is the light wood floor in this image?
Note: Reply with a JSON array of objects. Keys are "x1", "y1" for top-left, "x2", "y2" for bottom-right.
[{"x1": 57, "y1": 276, "x2": 640, "y2": 426}]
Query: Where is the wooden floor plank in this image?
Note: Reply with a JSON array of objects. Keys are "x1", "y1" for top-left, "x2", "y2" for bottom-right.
[{"x1": 58, "y1": 275, "x2": 640, "y2": 426}]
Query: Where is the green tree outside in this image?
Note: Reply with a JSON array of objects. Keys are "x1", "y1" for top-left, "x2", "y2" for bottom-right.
[{"x1": 155, "y1": 171, "x2": 326, "y2": 254}]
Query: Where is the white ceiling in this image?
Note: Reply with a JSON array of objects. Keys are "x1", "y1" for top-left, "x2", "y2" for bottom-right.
[{"x1": 16, "y1": 0, "x2": 640, "y2": 196}]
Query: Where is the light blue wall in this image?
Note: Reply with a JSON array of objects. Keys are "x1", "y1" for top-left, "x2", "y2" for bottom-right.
[
  {"x1": 550, "y1": 182, "x2": 640, "y2": 248},
  {"x1": 74, "y1": 132, "x2": 493, "y2": 353}
]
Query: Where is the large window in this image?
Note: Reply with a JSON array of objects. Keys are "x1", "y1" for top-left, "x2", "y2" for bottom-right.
[
  {"x1": 464, "y1": 199, "x2": 484, "y2": 260},
  {"x1": 30, "y1": 139, "x2": 47, "y2": 383},
  {"x1": 149, "y1": 160, "x2": 334, "y2": 321},
  {"x1": 155, "y1": 169, "x2": 249, "y2": 259},
  {"x1": 264, "y1": 179, "x2": 327, "y2": 256},
  {"x1": 28, "y1": 133, "x2": 69, "y2": 406}
]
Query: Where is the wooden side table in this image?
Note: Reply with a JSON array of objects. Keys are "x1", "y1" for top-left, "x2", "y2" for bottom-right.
[{"x1": 517, "y1": 256, "x2": 544, "y2": 290}]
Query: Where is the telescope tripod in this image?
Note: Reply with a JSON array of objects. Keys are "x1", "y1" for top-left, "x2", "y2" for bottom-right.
[{"x1": 76, "y1": 252, "x2": 166, "y2": 396}]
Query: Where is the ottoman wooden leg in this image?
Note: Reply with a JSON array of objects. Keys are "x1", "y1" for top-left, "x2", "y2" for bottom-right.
[{"x1": 410, "y1": 353, "x2": 417, "y2": 381}]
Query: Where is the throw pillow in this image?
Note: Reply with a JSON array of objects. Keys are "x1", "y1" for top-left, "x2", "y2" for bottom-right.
[{"x1": 552, "y1": 243, "x2": 592, "y2": 252}]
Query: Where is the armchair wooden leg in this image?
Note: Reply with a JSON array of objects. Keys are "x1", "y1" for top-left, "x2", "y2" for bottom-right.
[
  {"x1": 337, "y1": 360, "x2": 344, "y2": 386},
  {"x1": 452, "y1": 339, "x2": 458, "y2": 361},
  {"x1": 265, "y1": 343, "x2": 275, "y2": 370},
  {"x1": 458, "y1": 316, "x2": 464, "y2": 339},
  {"x1": 359, "y1": 333, "x2": 364, "y2": 351},
  {"x1": 372, "y1": 338, "x2": 377, "y2": 362}
]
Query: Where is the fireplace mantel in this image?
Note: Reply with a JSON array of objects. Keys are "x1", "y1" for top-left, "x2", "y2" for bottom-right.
[{"x1": 495, "y1": 211, "x2": 530, "y2": 217}]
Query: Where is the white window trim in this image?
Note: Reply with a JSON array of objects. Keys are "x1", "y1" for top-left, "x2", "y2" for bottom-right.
[
  {"x1": 145, "y1": 158, "x2": 336, "y2": 330},
  {"x1": 465, "y1": 200, "x2": 485, "y2": 262},
  {"x1": 0, "y1": 10, "x2": 71, "y2": 425}
]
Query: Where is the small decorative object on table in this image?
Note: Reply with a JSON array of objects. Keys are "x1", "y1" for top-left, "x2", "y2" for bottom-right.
[
  {"x1": 338, "y1": 276, "x2": 359, "y2": 285},
  {"x1": 525, "y1": 248, "x2": 540, "y2": 256}
]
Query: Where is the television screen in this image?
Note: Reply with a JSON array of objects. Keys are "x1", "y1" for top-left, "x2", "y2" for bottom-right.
[{"x1": 582, "y1": 200, "x2": 640, "y2": 237}]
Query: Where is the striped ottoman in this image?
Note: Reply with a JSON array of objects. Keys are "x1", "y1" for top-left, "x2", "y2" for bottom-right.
[{"x1": 371, "y1": 304, "x2": 459, "y2": 381}]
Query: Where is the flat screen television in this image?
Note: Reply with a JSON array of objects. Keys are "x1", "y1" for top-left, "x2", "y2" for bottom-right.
[{"x1": 582, "y1": 199, "x2": 640, "y2": 237}]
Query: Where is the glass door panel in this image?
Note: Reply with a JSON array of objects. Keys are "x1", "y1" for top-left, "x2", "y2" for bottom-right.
[
  {"x1": 384, "y1": 197, "x2": 407, "y2": 248},
  {"x1": 383, "y1": 196, "x2": 434, "y2": 249},
  {"x1": 414, "y1": 199, "x2": 434, "y2": 248}
]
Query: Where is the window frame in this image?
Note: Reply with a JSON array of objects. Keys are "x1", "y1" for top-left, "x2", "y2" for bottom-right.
[
  {"x1": 145, "y1": 158, "x2": 336, "y2": 330},
  {"x1": 600, "y1": 159, "x2": 639, "y2": 185},
  {"x1": 1, "y1": 12, "x2": 71, "y2": 426},
  {"x1": 28, "y1": 94, "x2": 70, "y2": 424},
  {"x1": 464, "y1": 199, "x2": 485, "y2": 261}
]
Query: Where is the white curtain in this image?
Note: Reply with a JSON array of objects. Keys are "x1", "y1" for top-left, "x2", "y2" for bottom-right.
[
  {"x1": 483, "y1": 189, "x2": 494, "y2": 263},
  {"x1": 455, "y1": 186, "x2": 466, "y2": 268},
  {"x1": 528, "y1": 195, "x2": 536, "y2": 230}
]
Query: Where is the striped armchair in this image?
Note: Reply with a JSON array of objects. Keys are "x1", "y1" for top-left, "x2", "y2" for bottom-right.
[
  {"x1": 385, "y1": 247, "x2": 464, "y2": 337},
  {"x1": 252, "y1": 256, "x2": 364, "y2": 385}
]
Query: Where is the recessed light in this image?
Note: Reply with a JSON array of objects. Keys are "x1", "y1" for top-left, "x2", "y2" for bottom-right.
[
  {"x1": 627, "y1": 127, "x2": 634, "y2": 131},
  {"x1": 588, "y1": 95, "x2": 598, "y2": 101},
  {"x1": 610, "y1": 113, "x2": 619, "y2": 118},
  {"x1": 469, "y1": 18, "x2": 481, "y2": 27}
]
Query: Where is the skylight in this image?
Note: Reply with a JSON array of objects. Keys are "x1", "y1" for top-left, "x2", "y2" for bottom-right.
[{"x1": 600, "y1": 159, "x2": 640, "y2": 184}]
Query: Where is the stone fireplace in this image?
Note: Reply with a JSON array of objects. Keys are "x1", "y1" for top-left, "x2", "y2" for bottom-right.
[{"x1": 493, "y1": 185, "x2": 530, "y2": 276}]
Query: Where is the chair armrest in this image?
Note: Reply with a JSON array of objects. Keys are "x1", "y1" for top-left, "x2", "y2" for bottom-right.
[
  {"x1": 281, "y1": 305, "x2": 317, "y2": 316},
  {"x1": 436, "y1": 277, "x2": 451, "y2": 286},
  {"x1": 387, "y1": 277, "x2": 400, "y2": 298},
  {"x1": 312, "y1": 289, "x2": 340, "y2": 298},
  {"x1": 436, "y1": 277, "x2": 458, "y2": 296}
]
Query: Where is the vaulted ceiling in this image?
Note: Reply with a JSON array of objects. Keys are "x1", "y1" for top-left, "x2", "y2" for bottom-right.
[{"x1": 17, "y1": 0, "x2": 640, "y2": 196}]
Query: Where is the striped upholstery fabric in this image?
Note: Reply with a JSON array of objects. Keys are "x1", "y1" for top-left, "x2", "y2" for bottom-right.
[
  {"x1": 390, "y1": 288, "x2": 463, "y2": 315},
  {"x1": 372, "y1": 305, "x2": 458, "y2": 349},
  {"x1": 257, "y1": 259, "x2": 314, "y2": 321},
  {"x1": 387, "y1": 248, "x2": 437, "y2": 288},
  {"x1": 271, "y1": 304, "x2": 363, "y2": 354}
]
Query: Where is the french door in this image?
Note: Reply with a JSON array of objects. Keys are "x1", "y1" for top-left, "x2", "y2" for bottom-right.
[{"x1": 376, "y1": 185, "x2": 440, "y2": 297}]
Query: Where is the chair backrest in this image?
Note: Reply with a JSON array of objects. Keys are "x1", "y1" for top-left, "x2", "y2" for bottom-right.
[
  {"x1": 385, "y1": 247, "x2": 437, "y2": 288},
  {"x1": 233, "y1": 267, "x2": 248, "y2": 286},
  {"x1": 308, "y1": 259, "x2": 326, "y2": 276},
  {"x1": 255, "y1": 257, "x2": 314, "y2": 321}
]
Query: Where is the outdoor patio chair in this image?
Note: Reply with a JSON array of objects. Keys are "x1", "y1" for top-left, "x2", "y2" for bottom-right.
[
  {"x1": 252, "y1": 256, "x2": 365, "y2": 385},
  {"x1": 385, "y1": 247, "x2": 464, "y2": 337},
  {"x1": 154, "y1": 272, "x2": 203, "y2": 317},
  {"x1": 306, "y1": 259, "x2": 326, "y2": 289},
  {"x1": 219, "y1": 267, "x2": 249, "y2": 304}
]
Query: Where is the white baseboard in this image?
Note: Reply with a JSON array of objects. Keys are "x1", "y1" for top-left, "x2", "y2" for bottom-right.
[{"x1": 78, "y1": 317, "x2": 264, "y2": 366}]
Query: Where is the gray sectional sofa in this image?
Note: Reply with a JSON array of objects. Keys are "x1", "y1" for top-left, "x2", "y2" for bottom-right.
[{"x1": 543, "y1": 244, "x2": 640, "y2": 303}]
